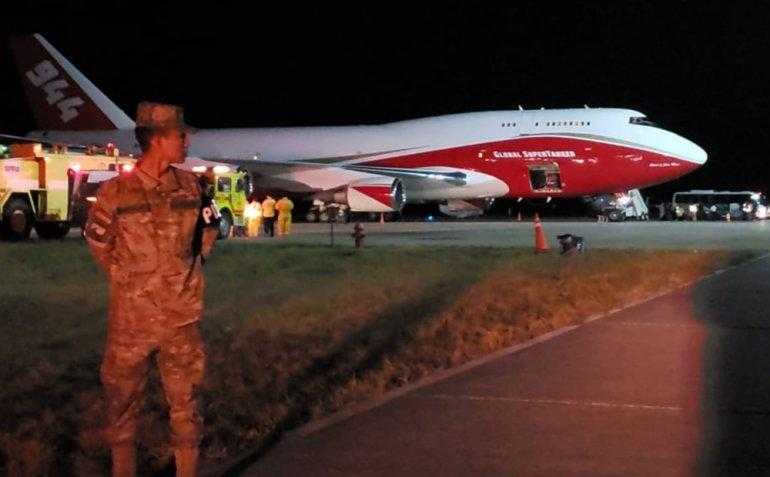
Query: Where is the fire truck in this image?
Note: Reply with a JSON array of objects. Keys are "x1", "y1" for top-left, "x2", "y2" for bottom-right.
[
  {"x1": 0, "y1": 142, "x2": 249, "y2": 241},
  {"x1": 0, "y1": 142, "x2": 134, "y2": 240},
  {"x1": 191, "y1": 164, "x2": 249, "y2": 238}
]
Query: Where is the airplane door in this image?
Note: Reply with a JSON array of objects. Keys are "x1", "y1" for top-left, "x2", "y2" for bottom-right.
[{"x1": 528, "y1": 163, "x2": 562, "y2": 192}]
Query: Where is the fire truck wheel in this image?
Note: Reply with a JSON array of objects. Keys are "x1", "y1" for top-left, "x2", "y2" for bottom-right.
[
  {"x1": 217, "y1": 210, "x2": 233, "y2": 239},
  {"x1": 35, "y1": 221, "x2": 71, "y2": 239},
  {"x1": 2, "y1": 198, "x2": 33, "y2": 241}
]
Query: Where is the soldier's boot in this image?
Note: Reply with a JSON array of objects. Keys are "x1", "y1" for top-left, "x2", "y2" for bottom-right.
[
  {"x1": 175, "y1": 447, "x2": 199, "y2": 477},
  {"x1": 111, "y1": 445, "x2": 136, "y2": 477}
]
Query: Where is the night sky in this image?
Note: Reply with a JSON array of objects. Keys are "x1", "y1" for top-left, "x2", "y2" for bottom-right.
[{"x1": 1, "y1": 2, "x2": 768, "y2": 199}]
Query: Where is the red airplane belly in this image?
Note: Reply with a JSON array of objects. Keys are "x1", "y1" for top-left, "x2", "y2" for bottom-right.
[{"x1": 365, "y1": 136, "x2": 700, "y2": 197}]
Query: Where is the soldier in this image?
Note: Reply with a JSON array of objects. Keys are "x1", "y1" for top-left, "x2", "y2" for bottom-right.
[{"x1": 84, "y1": 102, "x2": 218, "y2": 477}]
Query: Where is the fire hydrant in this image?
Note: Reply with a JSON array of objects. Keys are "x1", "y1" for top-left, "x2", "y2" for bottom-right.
[{"x1": 351, "y1": 222, "x2": 366, "y2": 248}]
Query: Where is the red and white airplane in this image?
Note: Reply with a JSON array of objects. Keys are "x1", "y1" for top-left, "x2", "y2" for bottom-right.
[{"x1": 10, "y1": 34, "x2": 706, "y2": 214}]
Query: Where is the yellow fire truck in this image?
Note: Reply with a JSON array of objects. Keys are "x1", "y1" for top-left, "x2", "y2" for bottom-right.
[
  {"x1": 0, "y1": 142, "x2": 250, "y2": 241},
  {"x1": 0, "y1": 142, "x2": 134, "y2": 240},
  {"x1": 193, "y1": 165, "x2": 249, "y2": 238}
]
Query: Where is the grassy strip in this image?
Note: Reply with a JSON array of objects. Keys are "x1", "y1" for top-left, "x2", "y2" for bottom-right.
[{"x1": 0, "y1": 240, "x2": 754, "y2": 474}]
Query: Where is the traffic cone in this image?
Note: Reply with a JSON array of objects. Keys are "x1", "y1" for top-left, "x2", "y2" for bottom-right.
[{"x1": 533, "y1": 214, "x2": 550, "y2": 253}]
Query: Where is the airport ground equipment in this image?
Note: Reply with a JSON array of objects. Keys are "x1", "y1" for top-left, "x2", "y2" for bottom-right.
[
  {"x1": 557, "y1": 234, "x2": 585, "y2": 255},
  {"x1": 203, "y1": 169, "x2": 248, "y2": 238},
  {"x1": 305, "y1": 200, "x2": 349, "y2": 223},
  {"x1": 672, "y1": 190, "x2": 768, "y2": 221},
  {"x1": 588, "y1": 189, "x2": 649, "y2": 222},
  {"x1": 0, "y1": 142, "x2": 134, "y2": 240},
  {"x1": 438, "y1": 198, "x2": 495, "y2": 218}
]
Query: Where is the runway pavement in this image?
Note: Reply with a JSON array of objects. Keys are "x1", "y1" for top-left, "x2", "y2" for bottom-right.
[
  {"x1": 242, "y1": 254, "x2": 770, "y2": 476},
  {"x1": 248, "y1": 220, "x2": 770, "y2": 249},
  {"x1": 58, "y1": 219, "x2": 770, "y2": 249}
]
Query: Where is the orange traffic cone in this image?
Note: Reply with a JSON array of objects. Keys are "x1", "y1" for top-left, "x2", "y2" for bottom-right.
[{"x1": 533, "y1": 213, "x2": 550, "y2": 253}]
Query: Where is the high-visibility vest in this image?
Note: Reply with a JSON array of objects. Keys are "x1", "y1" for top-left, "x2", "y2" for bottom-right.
[
  {"x1": 276, "y1": 198, "x2": 294, "y2": 216},
  {"x1": 262, "y1": 198, "x2": 276, "y2": 217}
]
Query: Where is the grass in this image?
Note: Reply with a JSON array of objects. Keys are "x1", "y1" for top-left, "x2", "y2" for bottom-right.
[{"x1": 0, "y1": 238, "x2": 754, "y2": 475}]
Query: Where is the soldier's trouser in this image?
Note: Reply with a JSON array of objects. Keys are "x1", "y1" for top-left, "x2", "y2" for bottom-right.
[
  {"x1": 278, "y1": 215, "x2": 291, "y2": 235},
  {"x1": 101, "y1": 323, "x2": 205, "y2": 449}
]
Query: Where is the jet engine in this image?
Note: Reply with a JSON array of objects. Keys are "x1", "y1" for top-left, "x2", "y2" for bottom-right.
[{"x1": 333, "y1": 177, "x2": 406, "y2": 212}]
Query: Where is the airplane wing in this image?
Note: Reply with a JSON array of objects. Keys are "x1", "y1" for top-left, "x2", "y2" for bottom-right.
[
  {"x1": 340, "y1": 165, "x2": 467, "y2": 186},
  {"x1": 215, "y1": 158, "x2": 468, "y2": 187}
]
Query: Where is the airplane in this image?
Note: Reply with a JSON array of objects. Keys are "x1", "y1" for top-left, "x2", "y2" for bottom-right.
[{"x1": 9, "y1": 34, "x2": 707, "y2": 217}]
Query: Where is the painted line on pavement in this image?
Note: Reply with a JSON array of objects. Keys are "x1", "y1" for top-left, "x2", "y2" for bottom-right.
[
  {"x1": 707, "y1": 252, "x2": 770, "y2": 277},
  {"x1": 613, "y1": 321, "x2": 701, "y2": 328},
  {"x1": 425, "y1": 393, "x2": 684, "y2": 413}
]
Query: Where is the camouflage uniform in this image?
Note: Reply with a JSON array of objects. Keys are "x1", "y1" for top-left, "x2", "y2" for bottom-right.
[{"x1": 85, "y1": 165, "x2": 217, "y2": 451}]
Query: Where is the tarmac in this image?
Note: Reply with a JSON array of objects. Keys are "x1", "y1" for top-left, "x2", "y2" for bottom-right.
[
  {"x1": 59, "y1": 219, "x2": 770, "y2": 250},
  {"x1": 242, "y1": 253, "x2": 770, "y2": 476},
  {"x1": 246, "y1": 219, "x2": 770, "y2": 249}
]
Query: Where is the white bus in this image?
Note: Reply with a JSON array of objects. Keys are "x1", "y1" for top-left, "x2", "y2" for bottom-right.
[{"x1": 672, "y1": 190, "x2": 767, "y2": 221}]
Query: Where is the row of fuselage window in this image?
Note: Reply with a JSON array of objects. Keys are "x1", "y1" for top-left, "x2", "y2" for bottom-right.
[{"x1": 500, "y1": 121, "x2": 592, "y2": 127}]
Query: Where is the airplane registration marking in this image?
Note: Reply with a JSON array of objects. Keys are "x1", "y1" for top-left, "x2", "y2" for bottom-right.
[{"x1": 25, "y1": 60, "x2": 84, "y2": 123}]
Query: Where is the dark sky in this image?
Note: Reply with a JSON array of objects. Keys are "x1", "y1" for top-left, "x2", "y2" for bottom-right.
[{"x1": 1, "y1": 2, "x2": 768, "y2": 197}]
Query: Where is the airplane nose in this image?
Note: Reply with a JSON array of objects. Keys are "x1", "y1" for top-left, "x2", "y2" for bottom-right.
[
  {"x1": 643, "y1": 128, "x2": 708, "y2": 167},
  {"x1": 684, "y1": 141, "x2": 708, "y2": 165},
  {"x1": 664, "y1": 132, "x2": 707, "y2": 166}
]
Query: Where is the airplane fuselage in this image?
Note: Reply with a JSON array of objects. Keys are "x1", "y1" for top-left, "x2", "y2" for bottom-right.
[{"x1": 30, "y1": 108, "x2": 706, "y2": 202}]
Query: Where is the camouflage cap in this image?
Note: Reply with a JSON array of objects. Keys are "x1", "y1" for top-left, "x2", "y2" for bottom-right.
[{"x1": 135, "y1": 102, "x2": 197, "y2": 133}]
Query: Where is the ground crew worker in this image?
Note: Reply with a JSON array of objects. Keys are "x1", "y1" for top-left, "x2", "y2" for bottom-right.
[
  {"x1": 84, "y1": 102, "x2": 218, "y2": 477},
  {"x1": 276, "y1": 196, "x2": 294, "y2": 235},
  {"x1": 262, "y1": 195, "x2": 276, "y2": 237},
  {"x1": 244, "y1": 196, "x2": 262, "y2": 237}
]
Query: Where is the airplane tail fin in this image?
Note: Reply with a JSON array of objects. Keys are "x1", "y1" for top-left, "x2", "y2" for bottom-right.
[{"x1": 9, "y1": 34, "x2": 134, "y2": 131}]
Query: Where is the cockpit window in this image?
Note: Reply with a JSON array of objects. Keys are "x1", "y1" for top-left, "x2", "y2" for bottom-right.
[{"x1": 629, "y1": 116, "x2": 658, "y2": 127}]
